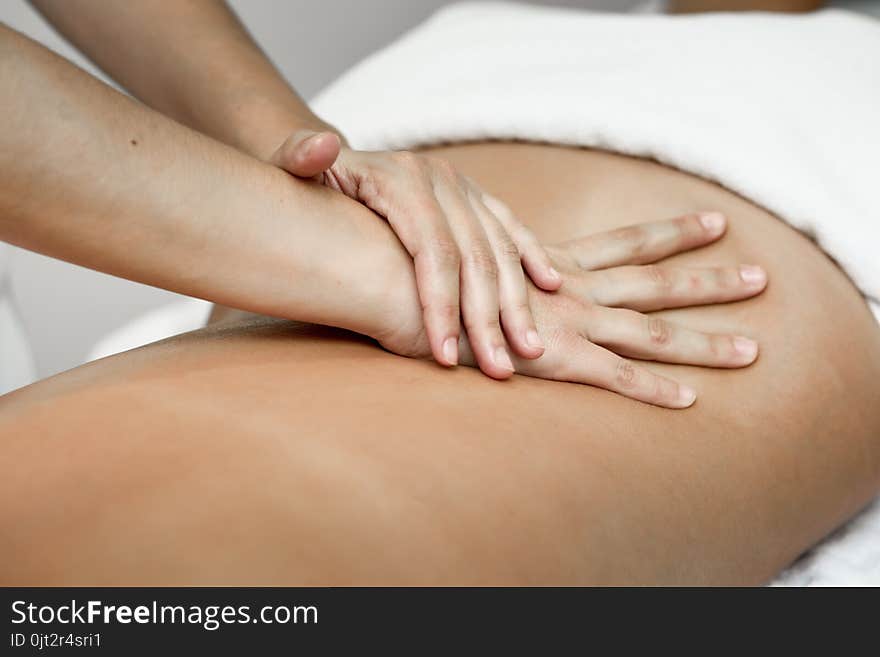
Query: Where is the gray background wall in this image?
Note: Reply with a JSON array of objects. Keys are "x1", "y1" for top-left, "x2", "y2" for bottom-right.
[{"x1": 2, "y1": 0, "x2": 877, "y2": 379}]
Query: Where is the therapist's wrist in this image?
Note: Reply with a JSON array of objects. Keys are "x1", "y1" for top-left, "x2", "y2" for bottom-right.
[
  {"x1": 253, "y1": 174, "x2": 420, "y2": 344},
  {"x1": 329, "y1": 212, "x2": 424, "y2": 347}
]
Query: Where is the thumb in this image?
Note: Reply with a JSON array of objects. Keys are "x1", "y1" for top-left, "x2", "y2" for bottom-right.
[{"x1": 269, "y1": 130, "x2": 342, "y2": 178}]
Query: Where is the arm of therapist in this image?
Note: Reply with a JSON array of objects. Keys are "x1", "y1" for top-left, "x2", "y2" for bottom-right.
[
  {"x1": 0, "y1": 23, "x2": 411, "y2": 345},
  {"x1": 25, "y1": 0, "x2": 566, "y2": 379},
  {"x1": 0, "y1": 24, "x2": 765, "y2": 408}
]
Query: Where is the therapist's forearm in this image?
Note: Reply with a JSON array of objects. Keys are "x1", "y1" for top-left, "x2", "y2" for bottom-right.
[
  {"x1": 0, "y1": 25, "x2": 411, "y2": 339},
  {"x1": 28, "y1": 0, "x2": 335, "y2": 160}
]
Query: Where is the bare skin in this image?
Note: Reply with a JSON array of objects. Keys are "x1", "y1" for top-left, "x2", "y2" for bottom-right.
[{"x1": 2, "y1": 142, "x2": 878, "y2": 585}]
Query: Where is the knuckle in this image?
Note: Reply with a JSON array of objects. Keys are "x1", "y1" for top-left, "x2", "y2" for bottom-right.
[
  {"x1": 502, "y1": 298, "x2": 531, "y2": 318},
  {"x1": 428, "y1": 238, "x2": 461, "y2": 269},
  {"x1": 462, "y1": 313, "x2": 501, "y2": 333},
  {"x1": 424, "y1": 301, "x2": 459, "y2": 325},
  {"x1": 646, "y1": 264, "x2": 673, "y2": 290},
  {"x1": 647, "y1": 317, "x2": 672, "y2": 347},
  {"x1": 723, "y1": 335, "x2": 740, "y2": 359},
  {"x1": 497, "y1": 236, "x2": 522, "y2": 263},
  {"x1": 615, "y1": 358, "x2": 638, "y2": 389},
  {"x1": 412, "y1": 198, "x2": 442, "y2": 220},
  {"x1": 676, "y1": 213, "x2": 700, "y2": 234},
  {"x1": 709, "y1": 335, "x2": 732, "y2": 360},
  {"x1": 613, "y1": 226, "x2": 648, "y2": 256},
  {"x1": 588, "y1": 269, "x2": 613, "y2": 296},
  {"x1": 465, "y1": 246, "x2": 498, "y2": 279},
  {"x1": 487, "y1": 317, "x2": 503, "y2": 333},
  {"x1": 658, "y1": 378, "x2": 680, "y2": 404}
]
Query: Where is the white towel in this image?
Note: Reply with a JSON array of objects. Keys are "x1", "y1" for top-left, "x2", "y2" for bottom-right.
[
  {"x1": 311, "y1": 1, "x2": 880, "y2": 322},
  {"x1": 0, "y1": 244, "x2": 35, "y2": 395},
  {"x1": 310, "y1": 1, "x2": 880, "y2": 585}
]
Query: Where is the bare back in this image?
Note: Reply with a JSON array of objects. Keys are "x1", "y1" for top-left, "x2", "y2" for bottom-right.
[{"x1": 2, "y1": 143, "x2": 879, "y2": 585}]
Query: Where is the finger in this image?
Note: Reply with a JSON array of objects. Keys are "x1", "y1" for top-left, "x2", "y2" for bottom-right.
[
  {"x1": 375, "y1": 157, "x2": 463, "y2": 367},
  {"x1": 478, "y1": 187, "x2": 562, "y2": 291},
  {"x1": 269, "y1": 130, "x2": 341, "y2": 178},
  {"x1": 431, "y1": 163, "x2": 514, "y2": 379},
  {"x1": 588, "y1": 264, "x2": 768, "y2": 312},
  {"x1": 559, "y1": 340, "x2": 696, "y2": 409},
  {"x1": 586, "y1": 307, "x2": 759, "y2": 368},
  {"x1": 469, "y1": 193, "x2": 545, "y2": 359},
  {"x1": 564, "y1": 211, "x2": 727, "y2": 271},
  {"x1": 353, "y1": 152, "x2": 464, "y2": 367},
  {"x1": 395, "y1": 197, "x2": 463, "y2": 368}
]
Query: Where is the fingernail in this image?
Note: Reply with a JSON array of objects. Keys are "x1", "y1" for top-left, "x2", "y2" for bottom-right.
[
  {"x1": 739, "y1": 264, "x2": 766, "y2": 285},
  {"x1": 493, "y1": 346, "x2": 515, "y2": 372},
  {"x1": 677, "y1": 385, "x2": 697, "y2": 408},
  {"x1": 733, "y1": 336, "x2": 758, "y2": 360},
  {"x1": 526, "y1": 329, "x2": 544, "y2": 349},
  {"x1": 301, "y1": 132, "x2": 324, "y2": 156},
  {"x1": 698, "y1": 212, "x2": 725, "y2": 234},
  {"x1": 442, "y1": 337, "x2": 458, "y2": 366},
  {"x1": 548, "y1": 267, "x2": 562, "y2": 283}
]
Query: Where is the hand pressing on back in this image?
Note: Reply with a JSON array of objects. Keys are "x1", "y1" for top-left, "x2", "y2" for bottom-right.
[
  {"x1": 269, "y1": 130, "x2": 562, "y2": 379},
  {"x1": 376, "y1": 209, "x2": 768, "y2": 409},
  {"x1": 270, "y1": 132, "x2": 768, "y2": 408}
]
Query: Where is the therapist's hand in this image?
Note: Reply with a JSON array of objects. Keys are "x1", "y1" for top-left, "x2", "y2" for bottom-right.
[
  {"x1": 378, "y1": 211, "x2": 769, "y2": 409},
  {"x1": 268, "y1": 129, "x2": 562, "y2": 380}
]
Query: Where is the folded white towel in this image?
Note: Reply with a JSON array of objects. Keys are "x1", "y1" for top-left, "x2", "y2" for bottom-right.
[{"x1": 312, "y1": 1, "x2": 880, "y2": 322}]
